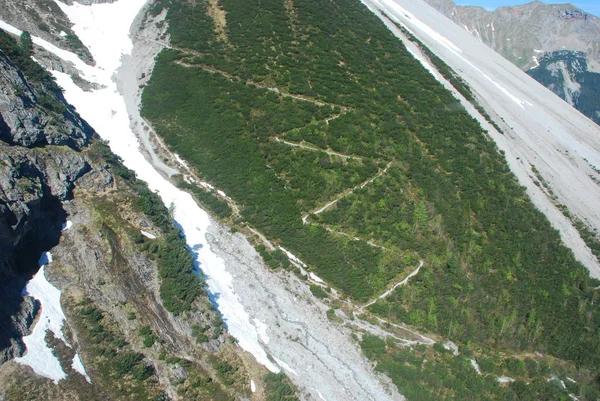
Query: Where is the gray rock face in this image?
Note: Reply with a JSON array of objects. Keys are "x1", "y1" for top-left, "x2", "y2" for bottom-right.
[
  {"x1": 0, "y1": 0, "x2": 94, "y2": 64},
  {"x1": 0, "y1": 296, "x2": 39, "y2": 363},
  {"x1": 0, "y1": 52, "x2": 92, "y2": 149},
  {"x1": 0, "y1": 44, "x2": 111, "y2": 364}
]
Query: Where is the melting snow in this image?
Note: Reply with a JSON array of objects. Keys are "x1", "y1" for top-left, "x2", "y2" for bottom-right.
[
  {"x1": 72, "y1": 353, "x2": 92, "y2": 383},
  {"x1": 173, "y1": 153, "x2": 189, "y2": 170},
  {"x1": 0, "y1": 19, "x2": 95, "y2": 79},
  {"x1": 140, "y1": 230, "x2": 156, "y2": 239},
  {"x1": 15, "y1": 254, "x2": 68, "y2": 384},
  {"x1": 200, "y1": 181, "x2": 215, "y2": 190},
  {"x1": 442, "y1": 340, "x2": 459, "y2": 355},
  {"x1": 470, "y1": 359, "x2": 482, "y2": 375},
  {"x1": 61, "y1": 221, "x2": 73, "y2": 231},
  {"x1": 279, "y1": 247, "x2": 307, "y2": 268},
  {"x1": 253, "y1": 318, "x2": 270, "y2": 344},
  {"x1": 274, "y1": 356, "x2": 298, "y2": 376},
  {"x1": 309, "y1": 272, "x2": 325, "y2": 284},
  {"x1": 43, "y1": 0, "x2": 280, "y2": 373},
  {"x1": 496, "y1": 376, "x2": 515, "y2": 383}
]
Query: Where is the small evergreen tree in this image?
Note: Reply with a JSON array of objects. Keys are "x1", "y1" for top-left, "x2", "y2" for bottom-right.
[{"x1": 20, "y1": 31, "x2": 32, "y2": 56}]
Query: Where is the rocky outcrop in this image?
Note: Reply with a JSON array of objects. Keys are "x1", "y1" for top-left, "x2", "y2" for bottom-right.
[
  {"x1": 0, "y1": 0, "x2": 94, "y2": 64},
  {"x1": 0, "y1": 52, "x2": 92, "y2": 148},
  {"x1": 0, "y1": 36, "x2": 111, "y2": 364}
]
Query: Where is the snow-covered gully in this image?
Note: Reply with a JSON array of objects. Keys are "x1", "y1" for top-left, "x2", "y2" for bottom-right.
[{"x1": 5, "y1": 1, "x2": 405, "y2": 399}]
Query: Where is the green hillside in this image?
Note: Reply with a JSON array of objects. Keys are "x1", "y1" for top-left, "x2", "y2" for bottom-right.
[{"x1": 141, "y1": 0, "x2": 600, "y2": 397}]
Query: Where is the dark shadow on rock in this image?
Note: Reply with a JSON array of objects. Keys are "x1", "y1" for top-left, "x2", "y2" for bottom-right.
[{"x1": 0, "y1": 193, "x2": 66, "y2": 364}]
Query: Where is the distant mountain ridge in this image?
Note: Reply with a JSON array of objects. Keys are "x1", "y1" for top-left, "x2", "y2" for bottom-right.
[
  {"x1": 424, "y1": 0, "x2": 600, "y2": 123},
  {"x1": 528, "y1": 50, "x2": 600, "y2": 122}
]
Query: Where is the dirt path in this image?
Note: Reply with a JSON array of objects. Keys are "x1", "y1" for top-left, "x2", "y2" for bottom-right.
[
  {"x1": 361, "y1": 260, "x2": 424, "y2": 311},
  {"x1": 302, "y1": 160, "x2": 393, "y2": 224},
  {"x1": 273, "y1": 137, "x2": 361, "y2": 160}
]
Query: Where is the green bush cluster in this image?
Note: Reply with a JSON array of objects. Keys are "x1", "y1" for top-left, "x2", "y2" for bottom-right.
[
  {"x1": 264, "y1": 373, "x2": 299, "y2": 401},
  {"x1": 360, "y1": 334, "x2": 599, "y2": 401},
  {"x1": 74, "y1": 301, "x2": 160, "y2": 399},
  {"x1": 98, "y1": 142, "x2": 205, "y2": 315}
]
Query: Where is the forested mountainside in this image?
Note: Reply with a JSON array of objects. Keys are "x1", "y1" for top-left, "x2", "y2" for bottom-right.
[
  {"x1": 140, "y1": 0, "x2": 600, "y2": 399},
  {"x1": 1, "y1": 0, "x2": 600, "y2": 400},
  {"x1": 424, "y1": 0, "x2": 600, "y2": 124},
  {"x1": 0, "y1": 27, "x2": 297, "y2": 401},
  {"x1": 528, "y1": 50, "x2": 600, "y2": 124}
]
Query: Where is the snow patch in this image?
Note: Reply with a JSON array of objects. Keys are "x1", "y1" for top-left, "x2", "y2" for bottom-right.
[
  {"x1": 496, "y1": 376, "x2": 515, "y2": 383},
  {"x1": 250, "y1": 379, "x2": 256, "y2": 392},
  {"x1": 309, "y1": 272, "x2": 325, "y2": 284},
  {"x1": 72, "y1": 353, "x2": 92, "y2": 383},
  {"x1": 253, "y1": 318, "x2": 270, "y2": 344},
  {"x1": 200, "y1": 181, "x2": 215, "y2": 190},
  {"x1": 15, "y1": 254, "x2": 68, "y2": 384},
  {"x1": 140, "y1": 230, "x2": 156, "y2": 239},
  {"x1": 470, "y1": 359, "x2": 482, "y2": 375},
  {"x1": 0, "y1": 19, "x2": 95, "y2": 80},
  {"x1": 173, "y1": 153, "x2": 189, "y2": 170},
  {"x1": 61, "y1": 220, "x2": 73, "y2": 231},
  {"x1": 443, "y1": 340, "x2": 459, "y2": 355},
  {"x1": 279, "y1": 247, "x2": 307, "y2": 268}
]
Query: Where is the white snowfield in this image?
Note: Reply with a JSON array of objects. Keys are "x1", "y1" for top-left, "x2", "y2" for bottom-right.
[
  {"x1": 72, "y1": 353, "x2": 92, "y2": 383},
  {"x1": 15, "y1": 256, "x2": 68, "y2": 384},
  {"x1": 363, "y1": 0, "x2": 600, "y2": 278}
]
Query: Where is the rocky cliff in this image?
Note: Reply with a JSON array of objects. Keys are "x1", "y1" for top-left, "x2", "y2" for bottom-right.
[
  {"x1": 0, "y1": 28, "x2": 108, "y2": 363},
  {"x1": 0, "y1": 0, "x2": 93, "y2": 63}
]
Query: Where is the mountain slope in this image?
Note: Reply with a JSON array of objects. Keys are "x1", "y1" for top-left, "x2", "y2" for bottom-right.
[
  {"x1": 142, "y1": 0, "x2": 600, "y2": 384},
  {"x1": 424, "y1": 0, "x2": 600, "y2": 124},
  {"x1": 3, "y1": 0, "x2": 600, "y2": 399},
  {"x1": 0, "y1": 16, "x2": 299, "y2": 401}
]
